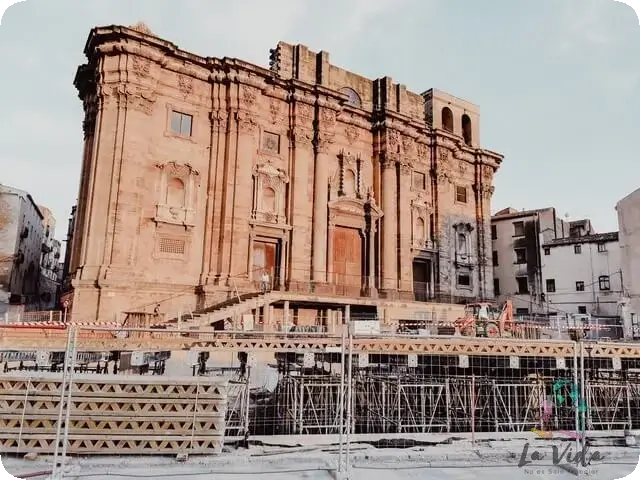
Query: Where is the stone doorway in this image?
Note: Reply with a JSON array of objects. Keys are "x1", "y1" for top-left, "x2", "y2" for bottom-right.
[
  {"x1": 412, "y1": 259, "x2": 432, "y2": 302},
  {"x1": 253, "y1": 240, "x2": 281, "y2": 289},
  {"x1": 332, "y1": 226, "x2": 362, "y2": 296}
]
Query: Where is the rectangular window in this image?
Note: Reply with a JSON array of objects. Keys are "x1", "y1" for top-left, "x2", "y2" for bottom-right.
[
  {"x1": 574, "y1": 244, "x2": 582, "y2": 254},
  {"x1": 455, "y1": 186, "x2": 467, "y2": 203},
  {"x1": 492, "y1": 250, "x2": 498, "y2": 266},
  {"x1": 170, "y1": 111, "x2": 193, "y2": 137},
  {"x1": 546, "y1": 279, "x2": 556, "y2": 293},
  {"x1": 515, "y1": 248, "x2": 527, "y2": 264},
  {"x1": 543, "y1": 247, "x2": 550, "y2": 255},
  {"x1": 516, "y1": 308, "x2": 529, "y2": 316},
  {"x1": 578, "y1": 306, "x2": 587, "y2": 314},
  {"x1": 599, "y1": 275, "x2": 611, "y2": 291},
  {"x1": 597, "y1": 243, "x2": 607, "y2": 252},
  {"x1": 491, "y1": 225, "x2": 497, "y2": 240},
  {"x1": 457, "y1": 274, "x2": 471, "y2": 287},
  {"x1": 262, "y1": 131, "x2": 281, "y2": 153},
  {"x1": 516, "y1": 276, "x2": 528, "y2": 294},
  {"x1": 412, "y1": 171, "x2": 426, "y2": 190},
  {"x1": 494, "y1": 278, "x2": 500, "y2": 295},
  {"x1": 513, "y1": 221, "x2": 524, "y2": 237},
  {"x1": 576, "y1": 281, "x2": 585, "y2": 292}
]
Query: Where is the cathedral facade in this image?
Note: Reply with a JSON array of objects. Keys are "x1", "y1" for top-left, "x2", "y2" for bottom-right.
[{"x1": 65, "y1": 23, "x2": 503, "y2": 321}]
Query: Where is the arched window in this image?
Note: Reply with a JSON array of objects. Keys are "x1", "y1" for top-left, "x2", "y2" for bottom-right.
[
  {"x1": 457, "y1": 233, "x2": 468, "y2": 256},
  {"x1": 462, "y1": 114, "x2": 472, "y2": 144},
  {"x1": 442, "y1": 107, "x2": 453, "y2": 132},
  {"x1": 340, "y1": 87, "x2": 362, "y2": 108},
  {"x1": 166, "y1": 177, "x2": 185, "y2": 208},
  {"x1": 263, "y1": 187, "x2": 276, "y2": 213},
  {"x1": 343, "y1": 169, "x2": 356, "y2": 195}
]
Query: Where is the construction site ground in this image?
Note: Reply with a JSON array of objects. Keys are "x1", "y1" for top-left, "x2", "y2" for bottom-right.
[{"x1": 3, "y1": 433, "x2": 639, "y2": 479}]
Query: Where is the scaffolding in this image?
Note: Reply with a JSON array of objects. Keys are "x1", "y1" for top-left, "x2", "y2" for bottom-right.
[{"x1": 225, "y1": 362, "x2": 640, "y2": 438}]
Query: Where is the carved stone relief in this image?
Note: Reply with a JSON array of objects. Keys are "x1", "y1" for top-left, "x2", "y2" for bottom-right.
[
  {"x1": 261, "y1": 131, "x2": 281, "y2": 154},
  {"x1": 289, "y1": 126, "x2": 313, "y2": 147},
  {"x1": 402, "y1": 136, "x2": 415, "y2": 156},
  {"x1": 241, "y1": 86, "x2": 257, "y2": 108},
  {"x1": 296, "y1": 103, "x2": 314, "y2": 123},
  {"x1": 416, "y1": 143, "x2": 428, "y2": 162},
  {"x1": 154, "y1": 162, "x2": 200, "y2": 227},
  {"x1": 411, "y1": 199, "x2": 430, "y2": 248},
  {"x1": 345, "y1": 125, "x2": 360, "y2": 145},
  {"x1": 252, "y1": 162, "x2": 289, "y2": 224},
  {"x1": 269, "y1": 99, "x2": 281, "y2": 124},
  {"x1": 315, "y1": 132, "x2": 335, "y2": 153},
  {"x1": 236, "y1": 110, "x2": 258, "y2": 135},
  {"x1": 319, "y1": 108, "x2": 336, "y2": 130},
  {"x1": 131, "y1": 56, "x2": 151, "y2": 78},
  {"x1": 387, "y1": 129, "x2": 400, "y2": 152},
  {"x1": 177, "y1": 74, "x2": 193, "y2": 97}
]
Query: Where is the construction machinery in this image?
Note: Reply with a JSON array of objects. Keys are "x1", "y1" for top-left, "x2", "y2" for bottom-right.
[{"x1": 451, "y1": 299, "x2": 519, "y2": 338}]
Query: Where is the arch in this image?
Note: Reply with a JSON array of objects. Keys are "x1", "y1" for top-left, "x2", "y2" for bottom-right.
[
  {"x1": 166, "y1": 177, "x2": 185, "y2": 208},
  {"x1": 415, "y1": 217, "x2": 426, "y2": 243},
  {"x1": 441, "y1": 107, "x2": 453, "y2": 132},
  {"x1": 462, "y1": 114, "x2": 472, "y2": 144},
  {"x1": 340, "y1": 87, "x2": 362, "y2": 108},
  {"x1": 263, "y1": 187, "x2": 276, "y2": 213},
  {"x1": 457, "y1": 233, "x2": 468, "y2": 256},
  {"x1": 343, "y1": 169, "x2": 357, "y2": 195}
]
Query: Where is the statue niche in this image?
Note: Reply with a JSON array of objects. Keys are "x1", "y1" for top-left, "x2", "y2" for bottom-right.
[
  {"x1": 330, "y1": 150, "x2": 363, "y2": 200},
  {"x1": 411, "y1": 196, "x2": 432, "y2": 249},
  {"x1": 252, "y1": 162, "x2": 289, "y2": 224},
  {"x1": 154, "y1": 162, "x2": 200, "y2": 227}
]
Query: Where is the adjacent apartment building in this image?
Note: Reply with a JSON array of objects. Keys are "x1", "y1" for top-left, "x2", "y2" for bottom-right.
[
  {"x1": 0, "y1": 184, "x2": 45, "y2": 312},
  {"x1": 491, "y1": 207, "x2": 568, "y2": 315},
  {"x1": 617, "y1": 188, "x2": 640, "y2": 340},
  {"x1": 492, "y1": 207, "x2": 623, "y2": 318},
  {"x1": 38, "y1": 205, "x2": 62, "y2": 309},
  {"x1": 64, "y1": 23, "x2": 504, "y2": 321}
]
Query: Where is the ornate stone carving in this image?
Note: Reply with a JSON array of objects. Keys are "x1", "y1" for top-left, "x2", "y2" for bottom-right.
[
  {"x1": 289, "y1": 126, "x2": 313, "y2": 147},
  {"x1": 416, "y1": 143, "x2": 428, "y2": 161},
  {"x1": 411, "y1": 194, "x2": 434, "y2": 249},
  {"x1": 345, "y1": 125, "x2": 360, "y2": 145},
  {"x1": 131, "y1": 56, "x2": 151, "y2": 78},
  {"x1": 399, "y1": 161, "x2": 412, "y2": 176},
  {"x1": 387, "y1": 129, "x2": 399, "y2": 150},
  {"x1": 236, "y1": 110, "x2": 258, "y2": 135},
  {"x1": 241, "y1": 86, "x2": 257, "y2": 108},
  {"x1": 154, "y1": 162, "x2": 200, "y2": 227},
  {"x1": 315, "y1": 132, "x2": 335, "y2": 153},
  {"x1": 269, "y1": 99, "x2": 281, "y2": 124},
  {"x1": 296, "y1": 103, "x2": 314, "y2": 123},
  {"x1": 459, "y1": 161, "x2": 468, "y2": 176},
  {"x1": 210, "y1": 110, "x2": 228, "y2": 132},
  {"x1": 131, "y1": 92, "x2": 156, "y2": 116},
  {"x1": 402, "y1": 136, "x2": 415, "y2": 156},
  {"x1": 333, "y1": 150, "x2": 363, "y2": 198},
  {"x1": 252, "y1": 161, "x2": 289, "y2": 224},
  {"x1": 319, "y1": 108, "x2": 336, "y2": 130},
  {"x1": 177, "y1": 74, "x2": 193, "y2": 96},
  {"x1": 381, "y1": 153, "x2": 399, "y2": 170},
  {"x1": 483, "y1": 165, "x2": 494, "y2": 182},
  {"x1": 439, "y1": 150, "x2": 449, "y2": 163}
]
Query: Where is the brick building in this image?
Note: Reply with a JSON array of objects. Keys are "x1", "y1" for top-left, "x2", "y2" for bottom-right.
[{"x1": 65, "y1": 23, "x2": 503, "y2": 322}]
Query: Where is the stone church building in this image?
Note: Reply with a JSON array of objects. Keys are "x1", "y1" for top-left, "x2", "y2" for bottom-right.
[{"x1": 65, "y1": 23, "x2": 503, "y2": 322}]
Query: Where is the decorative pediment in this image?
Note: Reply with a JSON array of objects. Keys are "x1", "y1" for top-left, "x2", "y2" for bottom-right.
[{"x1": 328, "y1": 196, "x2": 383, "y2": 220}]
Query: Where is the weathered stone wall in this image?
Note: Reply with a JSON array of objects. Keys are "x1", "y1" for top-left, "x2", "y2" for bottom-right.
[{"x1": 68, "y1": 24, "x2": 502, "y2": 321}]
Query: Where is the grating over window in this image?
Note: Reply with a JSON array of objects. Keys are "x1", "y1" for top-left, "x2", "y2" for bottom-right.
[{"x1": 158, "y1": 237, "x2": 185, "y2": 255}]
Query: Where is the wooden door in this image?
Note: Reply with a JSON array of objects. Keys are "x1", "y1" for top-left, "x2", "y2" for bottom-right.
[
  {"x1": 253, "y1": 241, "x2": 276, "y2": 278},
  {"x1": 332, "y1": 227, "x2": 362, "y2": 290}
]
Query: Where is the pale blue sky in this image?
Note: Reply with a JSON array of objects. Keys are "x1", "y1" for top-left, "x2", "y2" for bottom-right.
[{"x1": 1, "y1": 0, "x2": 638, "y2": 240}]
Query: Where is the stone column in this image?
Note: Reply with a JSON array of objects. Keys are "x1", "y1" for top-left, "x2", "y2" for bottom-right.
[
  {"x1": 368, "y1": 223, "x2": 377, "y2": 297},
  {"x1": 398, "y1": 161, "x2": 413, "y2": 296},
  {"x1": 327, "y1": 218, "x2": 336, "y2": 284},
  {"x1": 312, "y1": 132, "x2": 332, "y2": 283},
  {"x1": 289, "y1": 117, "x2": 314, "y2": 287},
  {"x1": 380, "y1": 155, "x2": 398, "y2": 293}
]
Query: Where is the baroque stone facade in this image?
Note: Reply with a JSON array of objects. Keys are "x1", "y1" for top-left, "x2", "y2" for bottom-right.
[{"x1": 67, "y1": 23, "x2": 503, "y2": 321}]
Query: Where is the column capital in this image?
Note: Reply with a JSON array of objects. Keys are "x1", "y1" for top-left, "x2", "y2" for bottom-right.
[
  {"x1": 381, "y1": 152, "x2": 399, "y2": 170},
  {"x1": 315, "y1": 131, "x2": 335, "y2": 154},
  {"x1": 289, "y1": 126, "x2": 313, "y2": 147}
]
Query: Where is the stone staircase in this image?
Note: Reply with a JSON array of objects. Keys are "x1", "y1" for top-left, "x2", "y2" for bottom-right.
[{"x1": 165, "y1": 291, "x2": 276, "y2": 330}]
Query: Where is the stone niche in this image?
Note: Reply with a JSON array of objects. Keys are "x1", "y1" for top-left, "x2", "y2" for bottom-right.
[
  {"x1": 154, "y1": 162, "x2": 200, "y2": 227},
  {"x1": 331, "y1": 150, "x2": 363, "y2": 199},
  {"x1": 411, "y1": 193, "x2": 432, "y2": 249},
  {"x1": 252, "y1": 161, "x2": 289, "y2": 224},
  {"x1": 453, "y1": 221, "x2": 474, "y2": 266}
]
